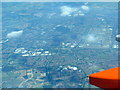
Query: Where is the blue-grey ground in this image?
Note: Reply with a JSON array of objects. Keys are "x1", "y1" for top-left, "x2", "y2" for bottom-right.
[{"x1": 1, "y1": 2, "x2": 118, "y2": 88}]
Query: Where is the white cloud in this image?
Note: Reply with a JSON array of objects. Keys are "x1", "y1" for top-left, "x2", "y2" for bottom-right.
[
  {"x1": 73, "y1": 10, "x2": 85, "y2": 16},
  {"x1": 60, "y1": 6, "x2": 86, "y2": 17},
  {"x1": 81, "y1": 5, "x2": 89, "y2": 11},
  {"x1": 87, "y1": 35, "x2": 95, "y2": 42},
  {"x1": 7, "y1": 30, "x2": 23, "y2": 38},
  {"x1": 60, "y1": 6, "x2": 77, "y2": 16},
  {"x1": 79, "y1": 12, "x2": 85, "y2": 16}
]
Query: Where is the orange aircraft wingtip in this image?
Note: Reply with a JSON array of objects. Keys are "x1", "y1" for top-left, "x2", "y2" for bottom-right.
[{"x1": 89, "y1": 67, "x2": 120, "y2": 89}]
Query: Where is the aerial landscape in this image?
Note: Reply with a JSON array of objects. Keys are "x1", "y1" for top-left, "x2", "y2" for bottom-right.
[{"x1": 1, "y1": 2, "x2": 118, "y2": 88}]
